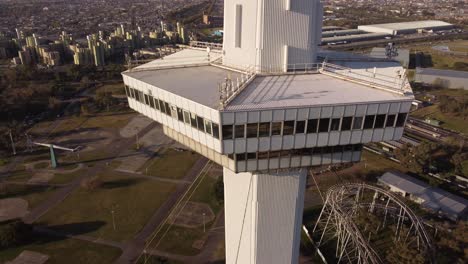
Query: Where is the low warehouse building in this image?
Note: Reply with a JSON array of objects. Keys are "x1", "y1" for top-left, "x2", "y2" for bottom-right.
[
  {"x1": 358, "y1": 20, "x2": 454, "y2": 35},
  {"x1": 378, "y1": 171, "x2": 468, "y2": 221},
  {"x1": 415, "y1": 67, "x2": 468, "y2": 90}
]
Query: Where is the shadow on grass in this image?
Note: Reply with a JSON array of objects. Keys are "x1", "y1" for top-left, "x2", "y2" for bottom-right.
[
  {"x1": 101, "y1": 178, "x2": 141, "y2": 189},
  {"x1": 0, "y1": 185, "x2": 57, "y2": 200},
  {"x1": 45, "y1": 221, "x2": 106, "y2": 236}
]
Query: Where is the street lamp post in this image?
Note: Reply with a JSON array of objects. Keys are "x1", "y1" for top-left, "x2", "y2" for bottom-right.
[{"x1": 202, "y1": 212, "x2": 206, "y2": 233}]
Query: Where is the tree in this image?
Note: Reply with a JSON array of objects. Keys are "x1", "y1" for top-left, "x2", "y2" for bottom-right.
[
  {"x1": 452, "y1": 152, "x2": 466, "y2": 176},
  {"x1": 0, "y1": 219, "x2": 33, "y2": 249},
  {"x1": 214, "y1": 176, "x2": 224, "y2": 203},
  {"x1": 395, "y1": 142, "x2": 437, "y2": 173},
  {"x1": 385, "y1": 240, "x2": 425, "y2": 264}
]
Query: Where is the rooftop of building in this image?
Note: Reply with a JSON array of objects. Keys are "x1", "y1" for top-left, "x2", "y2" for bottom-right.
[
  {"x1": 379, "y1": 171, "x2": 468, "y2": 217},
  {"x1": 123, "y1": 44, "x2": 414, "y2": 111},
  {"x1": 358, "y1": 20, "x2": 453, "y2": 31}
]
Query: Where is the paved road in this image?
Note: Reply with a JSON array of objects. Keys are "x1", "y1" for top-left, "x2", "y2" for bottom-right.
[{"x1": 115, "y1": 157, "x2": 209, "y2": 264}]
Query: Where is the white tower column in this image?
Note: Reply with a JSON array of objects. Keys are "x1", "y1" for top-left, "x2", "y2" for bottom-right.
[{"x1": 223, "y1": 168, "x2": 307, "y2": 264}]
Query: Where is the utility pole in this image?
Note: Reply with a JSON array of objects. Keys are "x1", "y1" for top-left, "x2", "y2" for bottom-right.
[
  {"x1": 203, "y1": 212, "x2": 206, "y2": 233},
  {"x1": 9, "y1": 129, "x2": 16, "y2": 155},
  {"x1": 111, "y1": 207, "x2": 116, "y2": 231}
]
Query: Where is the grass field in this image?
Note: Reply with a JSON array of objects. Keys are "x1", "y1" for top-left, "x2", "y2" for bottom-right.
[
  {"x1": 140, "y1": 149, "x2": 200, "y2": 179},
  {"x1": 0, "y1": 184, "x2": 58, "y2": 209},
  {"x1": 50, "y1": 169, "x2": 85, "y2": 185},
  {"x1": 154, "y1": 166, "x2": 223, "y2": 256},
  {"x1": 96, "y1": 83, "x2": 126, "y2": 95},
  {"x1": 0, "y1": 236, "x2": 121, "y2": 264},
  {"x1": 411, "y1": 104, "x2": 468, "y2": 135},
  {"x1": 38, "y1": 171, "x2": 176, "y2": 242},
  {"x1": 409, "y1": 40, "x2": 468, "y2": 71}
]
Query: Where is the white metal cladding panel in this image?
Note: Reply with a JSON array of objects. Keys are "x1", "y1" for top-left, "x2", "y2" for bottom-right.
[
  {"x1": 223, "y1": 140, "x2": 234, "y2": 154},
  {"x1": 312, "y1": 155, "x2": 321, "y2": 166},
  {"x1": 340, "y1": 131, "x2": 352, "y2": 145},
  {"x1": 400, "y1": 102, "x2": 412, "y2": 112},
  {"x1": 223, "y1": 168, "x2": 255, "y2": 264},
  {"x1": 356, "y1": 104, "x2": 368, "y2": 116},
  {"x1": 247, "y1": 138, "x2": 259, "y2": 152},
  {"x1": 328, "y1": 132, "x2": 340, "y2": 146},
  {"x1": 306, "y1": 134, "x2": 318, "y2": 148},
  {"x1": 345, "y1": 105, "x2": 356, "y2": 116},
  {"x1": 294, "y1": 134, "x2": 306, "y2": 148},
  {"x1": 222, "y1": 112, "x2": 235, "y2": 125},
  {"x1": 248, "y1": 111, "x2": 260, "y2": 123},
  {"x1": 342, "y1": 151, "x2": 353, "y2": 163},
  {"x1": 372, "y1": 129, "x2": 385, "y2": 142},
  {"x1": 283, "y1": 136, "x2": 294, "y2": 150},
  {"x1": 271, "y1": 136, "x2": 282, "y2": 150},
  {"x1": 322, "y1": 154, "x2": 332, "y2": 165},
  {"x1": 378, "y1": 103, "x2": 390, "y2": 114},
  {"x1": 309, "y1": 108, "x2": 321, "y2": 118},
  {"x1": 285, "y1": 109, "x2": 297, "y2": 120},
  {"x1": 389, "y1": 102, "x2": 401, "y2": 114},
  {"x1": 254, "y1": 169, "x2": 306, "y2": 263},
  {"x1": 260, "y1": 0, "x2": 321, "y2": 68},
  {"x1": 273, "y1": 109, "x2": 285, "y2": 121},
  {"x1": 367, "y1": 104, "x2": 379, "y2": 115},
  {"x1": 332, "y1": 106, "x2": 345, "y2": 117},
  {"x1": 235, "y1": 139, "x2": 246, "y2": 153},
  {"x1": 223, "y1": 0, "x2": 258, "y2": 69},
  {"x1": 321, "y1": 106, "x2": 333, "y2": 118},
  {"x1": 260, "y1": 110, "x2": 273, "y2": 122},
  {"x1": 317, "y1": 133, "x2": 329, "y2": 147},
  {"x1": 235, "y1": 111, "x2": 247, "y2": 124},
  {"x1": 383, "y1": 127, "x2": 395, "y2": 141},
  {"x1": 393, "y1": 127, "x2": 405, "y2": 140},
  {"x1": 362, "y1": 130, "x2": 373, "y2": 143},
  {"x1": 352, "y1": 151, "x2": 362, "y2": 162},
  {"x1": 259, "y1": 137, "x2": 270, "y2": 152}
]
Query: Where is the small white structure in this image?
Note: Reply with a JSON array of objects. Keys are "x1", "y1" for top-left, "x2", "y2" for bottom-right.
[{"x1": 122, "y1": 1, "x2": 415, "y2": 263}]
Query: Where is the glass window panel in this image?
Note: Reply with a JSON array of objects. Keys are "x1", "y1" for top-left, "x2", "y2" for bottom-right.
[
  {"x1": 318, "y1": 118, "x2": 330, "y2": 133},
  {"x1": 196, "y1": 116, "x2": 204, "y2": 131},
  {"x1": 246, "y1": 123, "x2": 258, "y2": 138},
  {"x1": 236, "y1": 153, "x2": 246, "y2": 161},
  {"x1": 330, "y1": 118, "x2": 341, "y2": 131},
  {"x1": 149, "y1": 96, "x2": 155, "y2": 108},
  {"x1": 190, "y1": 113, "x2": 197, "y2": 128},
  {"x1": 183, "y1": 110, "x2": 190, "y2": 124},
  {"x1": 144, "y1": 94, "x2": 149, "y2": 105},
  {"x1": 341, "y1": 117, "x2": 352, "y2": 131},
  {"x1": 247, "y1": 153, "x2": 257, "y2": 160},
  {"x1": 212, "y1": 123, "x2": 220, "y2": 139},
  {"x1": 375, "y1": 114, "x2": 386, "y2": 128},
  {"x1": 222, "y1": 125, "x2": 233, "y2": 140},
  {"x1": 258, "y1": 151, "x2": 269, "y2": 159},
  {"x1": 124, "y1": 86, "x2": 129, "y2": 97},
  {"x1": 134, "y1": 90, "x2": 140, "y2": 101},
  {"x1": 164, "y1": 102, "x2": 171, "y2": 115},
  {"x1": 269, "y1": 151, "x2": 281, "y2": 158},
  {"x1": 307, "y1": 119, "x2": 318, "y2": 133},
  {"x1": 353, "y1": 117, "x2": 363, "y2": 130},
  {"x1": 235, "y1": 124, "x2": 245, "y2": 139},
  {"x1": 363, "y1": 115, "x2": 375, "y2": 129},
  {"x1": 154, "y1": 98, "x2": 160, "y2": 110},
  {"x1": 396, "y1": 113, "x2": 407, "y2": 127},
  {"x1": 205, "y1": 120, "x2": 212, "y2": 135},
  {"x1": 171, "y1": 106, "x2": 178, "y2": 119},
  {"x1": 283, "y1": 121, "x2": 295, "y2": 135},
  {"x1": 258, "y1": 122, "x2": 270, "y2": 137},
  {"x1": 177, "y1": 108, "x2": 184, "y2": 122},
  {"x1": 159, "y1": 100, "x2": 166, "y2": 113},
  {"x1": 295, "y1": 120, "x2": 306, "y2": 134},
  {"x1": 386, "y1": 114, "x2": 396, "y2": 127},
  {"x1": 271, "y1": 122, "x2": 282, "y2": 136}
]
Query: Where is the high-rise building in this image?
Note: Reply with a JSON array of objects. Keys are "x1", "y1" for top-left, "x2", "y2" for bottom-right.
[
  {"x1": 92, "y1": 42, "x2": 105, "y2": 66},
  {"x1": 73, "y1": 47, "x2": 93, "y2": 65},
  {"x1": 122, "y1": 1, "x2": 414, "y2": 263}
]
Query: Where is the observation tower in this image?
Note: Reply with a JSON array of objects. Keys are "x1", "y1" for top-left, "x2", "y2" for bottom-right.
[{"x1": 121, "y1": 0, "x2": 414, "y2": 263}]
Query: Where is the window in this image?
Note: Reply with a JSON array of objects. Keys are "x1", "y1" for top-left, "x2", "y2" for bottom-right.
[
  {"x1": 183, "y1": 110, "x2": 190, "y2": 124},
  {"x1": 236, "y1": 153, "x2": 246, "y2": 161},
  {"x1": 204, "y1": 120, "x2": 212, "y2": 135},
  {"x1": 258, "y1": 152, "x2": 269, "y2": 160},
  {"x1": 235, "y1": 5, "x2": 242, "y2": 48},
  {"x1": 258, "y1": 122, "x2": 270, "y2": 137},
  {"x1": 330, "y1": 118, "x2": 341, "y2": 131},
  {"x1": 353, "y1": 117, "x2": 363, "y2": 130},
  {"x1": 235, "y1": 124, "x2": 245, "y2": 139},
  {"x1": 271, "y1": 122, "x2": 282, "y2": 136},
  {"x1": 283, "y1": 121, "x2": 295, "y2": 135},
  {"x1": 177, "y1": 108, "x2": 184, "y2": 122},
  {"x1": 149, "y1": 96, "x2": 155, "y2": 108},
  {"x1": 222, "y1": 125, "x2": 233, "y2": 140},
  {"x1": 124, "y1": 86, "x2": 129, "y2": 97},
  {"x1": 212, "y1": 123, "x2": 220, "y2": 139},
  {"x1": 296, "y1": 120, "x2": 306, "y2": 134},
  {"x1": 144, "y1": 94, "x2": 150, "y2": 105},
  {"x1": 341, "y1": 117, "x2": 352, "y2": 131},
  {"x1": 396, "y1": 113, "x2": 407, "y2": 127},
  {"x1": 363, "y1": 115, "x2": 375, "y2": 129},
  {"x1": 196, "y1": 116, "x2": 204, "y2": 131},
  {"x1": 134, "y1": 90, "x2": 140, "y2": 101},
  {"x1": 190, "y1": 113, "x2": 197, "y2": 128},
  {"x1": 269, "y1": 151, "x2": 280, "y2": 159},
  {"x1": 246, "y1": 123, "x2": 258, "y2": 138},
  {"x1": 375, "y1": 114, "x2": 386, "y2": 128},
  {"x1": 318, "y1": 118, "x2": 330, "y2": 133},
  {"x1": 154, "y1": 99, "x2": 160, "y2": 111},
  {"x1": 307, "y1": 119, "x2": 318, "y2": 133},
  {"x1": 247, "y1": 153, "x2": 257, "y2": 160},
  {"x1": 159, "y1": 100, "x2": 166, "y2": 113},
  {"x1": 164, "y1": 102, "x2": 171, "y2": 115},
  {"x1": 171, "y1": 106, "x2": 178, "y2": 119},
  {"x1": 129, "y1": 88, "x2": 135, "y2": 98},
  {"x1": 344, "y1": 145, "x2": 353, "y2": 151},
  {"x1": 386, "y1": 114, "x2": 396, "y2": 127}
]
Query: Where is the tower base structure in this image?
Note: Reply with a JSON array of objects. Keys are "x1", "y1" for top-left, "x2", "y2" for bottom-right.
[{"x1": 223, "y1": 168, "x2": 307, "y2": 264}]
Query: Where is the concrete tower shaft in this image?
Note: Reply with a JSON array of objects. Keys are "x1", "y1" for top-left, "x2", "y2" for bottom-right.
[{"x1": 223, "y1": 0, "x2": 323, "y2": 72}]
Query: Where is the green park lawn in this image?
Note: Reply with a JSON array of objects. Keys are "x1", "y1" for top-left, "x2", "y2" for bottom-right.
[
  {"x1": 411, "y1": 104, "x2": 468, "y2": 135},
  {"x1": 38, "y1": 171, "x2": 177, "y2": 242},
  {"x1": 0, "y1": 236, "x2": 121, "y2": 264},
  {"x1": 140, "y1": 149, "x2": 201, "y2": 179},
  {"x1": 154, "y1": 166, "x2": 223, "y2": 256},
  {"x1": 0, "y1": 184, "x2": 58, "y2": 209}
]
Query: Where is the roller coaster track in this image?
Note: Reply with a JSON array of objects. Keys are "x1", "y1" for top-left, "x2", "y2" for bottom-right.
[{"x1": 312, "y1": 183, "x2": 434, "y2": 264}]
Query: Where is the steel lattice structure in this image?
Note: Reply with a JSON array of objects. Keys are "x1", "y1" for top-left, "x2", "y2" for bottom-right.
[{"x1": 312, "y1": 183, "x2": 434, "y2": 264}]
